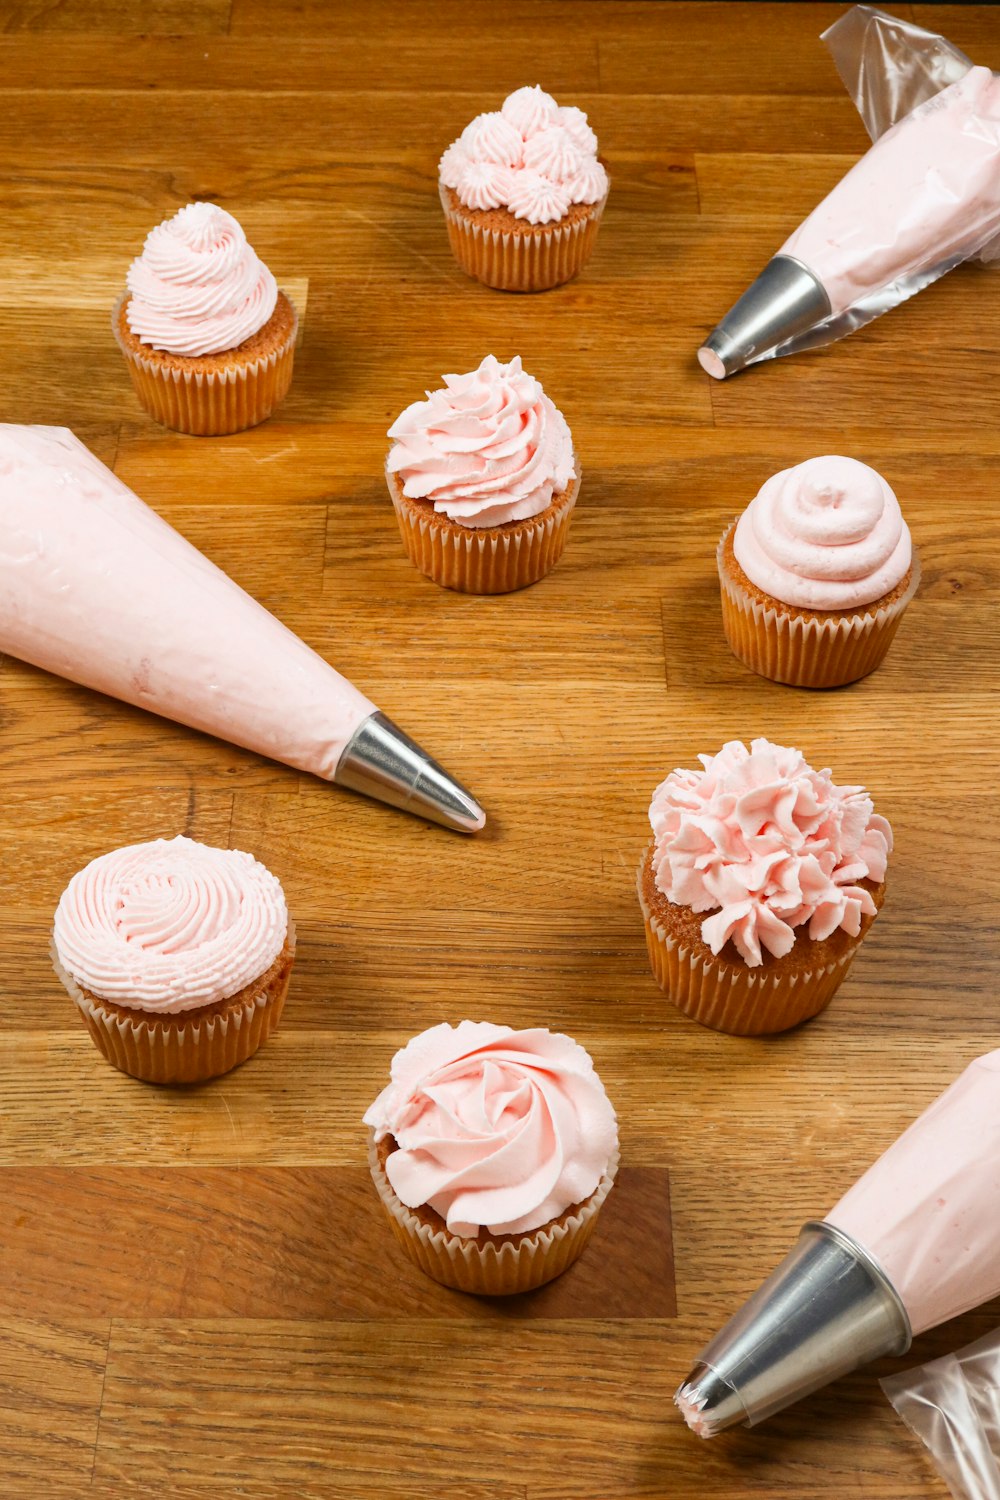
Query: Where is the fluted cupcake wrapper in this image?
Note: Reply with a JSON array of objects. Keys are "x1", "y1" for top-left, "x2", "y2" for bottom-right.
[
  {"x1": 636, "y1": 853, "x2": 858, "y2": 1036},
  {"x1": 112, "y1": 293, "x2": 298, "y2": 437},
  {"x1": 368, "y1": 1134, "x2": 619, "y2": 1295},
  {"x1": 717, "y1": 523, "x2": 921, "y2": 690},
  {"x1": 439, "y1": 183, "x2": 607, "y2": 292},
  {"x1": 387, "y1": 468, "x2": 579, "y2": 594},
  {"x1": 52, "y1": 919, "x2": 295, "y2": 1084}
]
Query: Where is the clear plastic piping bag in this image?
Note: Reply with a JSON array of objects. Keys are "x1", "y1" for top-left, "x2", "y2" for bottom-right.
[
  {"x1": 882, "y1": 1328, "x2": 1000, "y2": 1500},
  {"x1": 823, "y1": 4, "x2": 973, "y2": 145},
  {"x1": 710, "y1": 5, "x2": 1000, "y2": 372}
]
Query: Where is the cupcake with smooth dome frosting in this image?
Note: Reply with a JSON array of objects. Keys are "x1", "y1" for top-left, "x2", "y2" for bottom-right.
[
  {"x1": 438, "y1": 86, "x2": 609, "y2": 291},
  {"x1": 718, "y1": 456, "x2": 920, "y2": 688},
  {"x1": 386, "y1": 354, "x2": 580, "y2": 593},
  {"x1": 637, "y1": 739, "x2": 891, "y2": 1035},
  {"x1": 52, "y1": 834, "x2": 295, "y2": 1083},
  {"x1": 364, "y1": 1021, "x2": 619, "y2": 1294},
  {"x1": 113, "y1": 202, "x2": 298, "y2": 435}
]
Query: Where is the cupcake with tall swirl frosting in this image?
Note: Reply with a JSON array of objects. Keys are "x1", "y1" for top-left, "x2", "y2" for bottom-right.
[
  {"x1": 637, "y1": 739, "x2": 891, "y2": 1034},
  {"x1": 52, "y1": 835, "x2": 295, "y2": 1083},
  {"x1": 113, "y1": 202, "x2": 298, "y2": 436},
  {"x1": 718, "y1": 456, "x2": 920, "y2": 688},
  {"x1": 386, "y1": 354, "x2": 579, "y2": 593},
  {"x1": 364, "y1": 1021, "x2": 619, "y2": 1294},
  {"x1": 438, "y1": 86, "x2": 609, "y2": 291}
]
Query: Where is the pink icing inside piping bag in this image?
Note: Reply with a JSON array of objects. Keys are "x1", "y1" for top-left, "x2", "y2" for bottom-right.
[
  {"x1": 827, "y1": 1050, "x2": 1000, "y2": 1334},
  {"x1": 0, "y1": 425, "x2": 484, "y2": 831}
]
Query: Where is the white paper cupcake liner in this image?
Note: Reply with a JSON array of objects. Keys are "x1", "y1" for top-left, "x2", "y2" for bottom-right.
[
  {"x1": 368, "y1": 1133, "x2": 620, "y2": 1295},
  {"x1": 636, "y1": 849, "x2": 862, "y2": 1036},
  {"x1": 387, "y1": 467, "x2": 580, "y2": 593},
  {"x1": 112, "y1": 292, "x2": 298, "y2": 436},
  {"x1": 717, "y1": 522, "x2": 921, "y2": 688},
  {"x1": 439, "y1": 183, "x2": 607, "y2": 292},
  {"x1": 52, "y1": 917, "x2": 295, "y2": 1084}
]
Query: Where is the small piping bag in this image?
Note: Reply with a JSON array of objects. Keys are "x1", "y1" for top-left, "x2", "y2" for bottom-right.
[
  {"x1": 678, "y1": 1050, "x2": 1000, "y2": 1435},
  {"x1": 698, "y1": 5, "x2": 1000, "y2": 379},
  {"x1": 0, "y1": 424, "x2": 484, "y2": 833}
]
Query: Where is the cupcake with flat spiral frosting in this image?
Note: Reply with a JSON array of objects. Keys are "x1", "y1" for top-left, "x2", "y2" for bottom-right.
[
  {"x1": 113, "y1": 202, "x2": 298, "y2": 436},
  {"x1": 52, "y1": 834, "x2": 295, "y2": 1084},
  {"x1": 718, "y1": 456, "x2": 920, "y2": 688}
]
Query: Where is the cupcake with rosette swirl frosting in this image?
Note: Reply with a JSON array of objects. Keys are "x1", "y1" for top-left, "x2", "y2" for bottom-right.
[
  {"x1": 438, "y1": 85, "x2": 609, "y2": 291},
  {"x1": 364, "y1": 1022, "x2": 619, "y2": 1294},
  {"x1": 637, "y1": 739, "x2": 891, "y2": 1035},
  {"x1": 386, "y1": 354, "x2": 579, "y2": 593},
  {"x1": 113, "y1": 202, "x2": 298, "y2": 435},
  {"x1": 718, "y1": 456, "x2": 920, "y2": 688},
  {"x1": 52, "y1": 835, "x2": 295, "y2": 1083}
]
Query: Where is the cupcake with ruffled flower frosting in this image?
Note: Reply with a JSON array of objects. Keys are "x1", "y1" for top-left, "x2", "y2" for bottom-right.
[
  {"x1": 718, "y1": 456, "x2": 920, "y2": 688},
  {"x1": 439, "y1": 85, "x2": 609, "y2": 291},
  {"x1": 52, "y1": 834, "x2": 295, "y2": 1083},
  {"x1": 113, "y1": 202, "x2": 298, "y2": 436},
  {"x1": 637, "y1": 739, "x2": 891, "y2": 1035},
  {"x1": 364, "y1": 1021, "x2": 619, "y2": 1294},
  {"x1": 386, "y1": 354, "x2": 579, "y2": 593}
]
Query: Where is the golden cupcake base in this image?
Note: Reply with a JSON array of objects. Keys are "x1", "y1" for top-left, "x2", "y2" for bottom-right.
[{"x1": 387, "y1": 467, "x2": 580, "y2": 594}]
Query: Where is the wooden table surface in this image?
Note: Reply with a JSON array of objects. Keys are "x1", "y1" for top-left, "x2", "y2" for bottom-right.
[{"x1": 2, "y1": 1, "x2": 999, "y2": 1495}]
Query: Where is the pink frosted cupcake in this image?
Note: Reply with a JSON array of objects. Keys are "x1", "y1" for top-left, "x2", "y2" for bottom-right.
[
  {"x1": 386, "y1": 354, "x2": 580, "y2": 593},
  {"x1": 364, "y1": 1022, "x2": 619, "y2": 1294},
  {"x1": 438, "y1": 85, "x2": 609, "y2": 291},
  {"x1": 52, "y1": 835, "x2": 294, "y2": 1084},
  {"x1": 637, "y1": 739, "x2": 891, "y2": 1035},
  {"x1": 718, "y1": 456, "x2": 920, "y2": 688},
  {"x1": 113, "y1": 202, "x2": 298, "y2": 436}
]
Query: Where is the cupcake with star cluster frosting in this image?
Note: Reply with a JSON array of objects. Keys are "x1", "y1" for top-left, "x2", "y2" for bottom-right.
[
  {"x1": 113, "y1": 201, "x2": 298, "y2": 436},
  {"x1": 438, "y1": 85, "x2": 609, "y2": 291}
]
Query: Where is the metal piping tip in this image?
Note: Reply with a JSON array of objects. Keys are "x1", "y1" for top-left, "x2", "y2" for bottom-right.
[
  {"x1": 675, "y1": 1221, "x2": 911, "y2": 1436},
  {"x1": 334, "y1": 710, "x2": 486, "y2": 833},
  {"x1": 698, "y1": 255, "x2": 832, "y2": 379}
]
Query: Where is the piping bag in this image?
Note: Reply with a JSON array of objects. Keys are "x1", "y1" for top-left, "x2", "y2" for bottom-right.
[
  {"x1": 0, "y1": 425, "x2": 484, "y2": 832},
  {"x1": 677, "y1": 1050, "x2": 1000, "y2": 1436},
  {"x1": 698, "y1": 5, "x2": 1000, "y2": 379}
]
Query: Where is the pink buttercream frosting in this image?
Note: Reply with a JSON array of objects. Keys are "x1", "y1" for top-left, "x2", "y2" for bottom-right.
[
  {"x1": 125, "y1": 202, "x2": 278, "y2": 357},
  {"x1": 733, "y1": 456, "x2": 913, "y2": 611},
  {"x1": 441, "y1": 87, "x2": 608, "y2": 223},
  {"x1": 53, "y1": 835, "x2": 288, "y2": 1012},
  {"x1": 363, "y1": 1022, "x2": 618, "y2": 1239},
  {"x1": 649, "y1": 739, "x2": 891, "y2": 968},
  {"x1": 387, "y1": 355, "x2": 576, "y2": 529}
]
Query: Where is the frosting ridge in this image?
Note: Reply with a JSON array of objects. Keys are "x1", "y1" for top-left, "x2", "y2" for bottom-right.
[
  {"x1": 733, "y1": 456, "x2": 912, "y2": 610},
  {"x1": 387, "y1": 354, "x2": 576, "y2": 529},
  {"x1": 363, "y1": 1021, "x2": 618, "y2": 1238},
  {"x1": 649, "y1": 739, "x2": 891, "y2": 968},
  {"x1": 126, "y1": 202, "x2": 278, "y2": 357},
  {"x1": 441, "y1": 87, "x2": 606, "y2": 222},
  {"x1": 53, "y1": 835, "x2": 288, "y2": 1011}
]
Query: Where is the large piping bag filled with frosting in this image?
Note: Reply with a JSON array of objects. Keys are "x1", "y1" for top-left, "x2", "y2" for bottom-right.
[
  {"x1": 0, "y1": 425, "x2": 484, "y2": 832},
  {"x1": 698, "y1": 5, "x2": 1000, "y2": 378},
  {"x1": 677, "y1": 1050, "x2": 1000, "y2": 1436}
]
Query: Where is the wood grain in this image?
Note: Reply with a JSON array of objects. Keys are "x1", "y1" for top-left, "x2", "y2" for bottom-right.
[{"x1": 2, "y1": 2, "x2": 999, "y2": 1495}]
